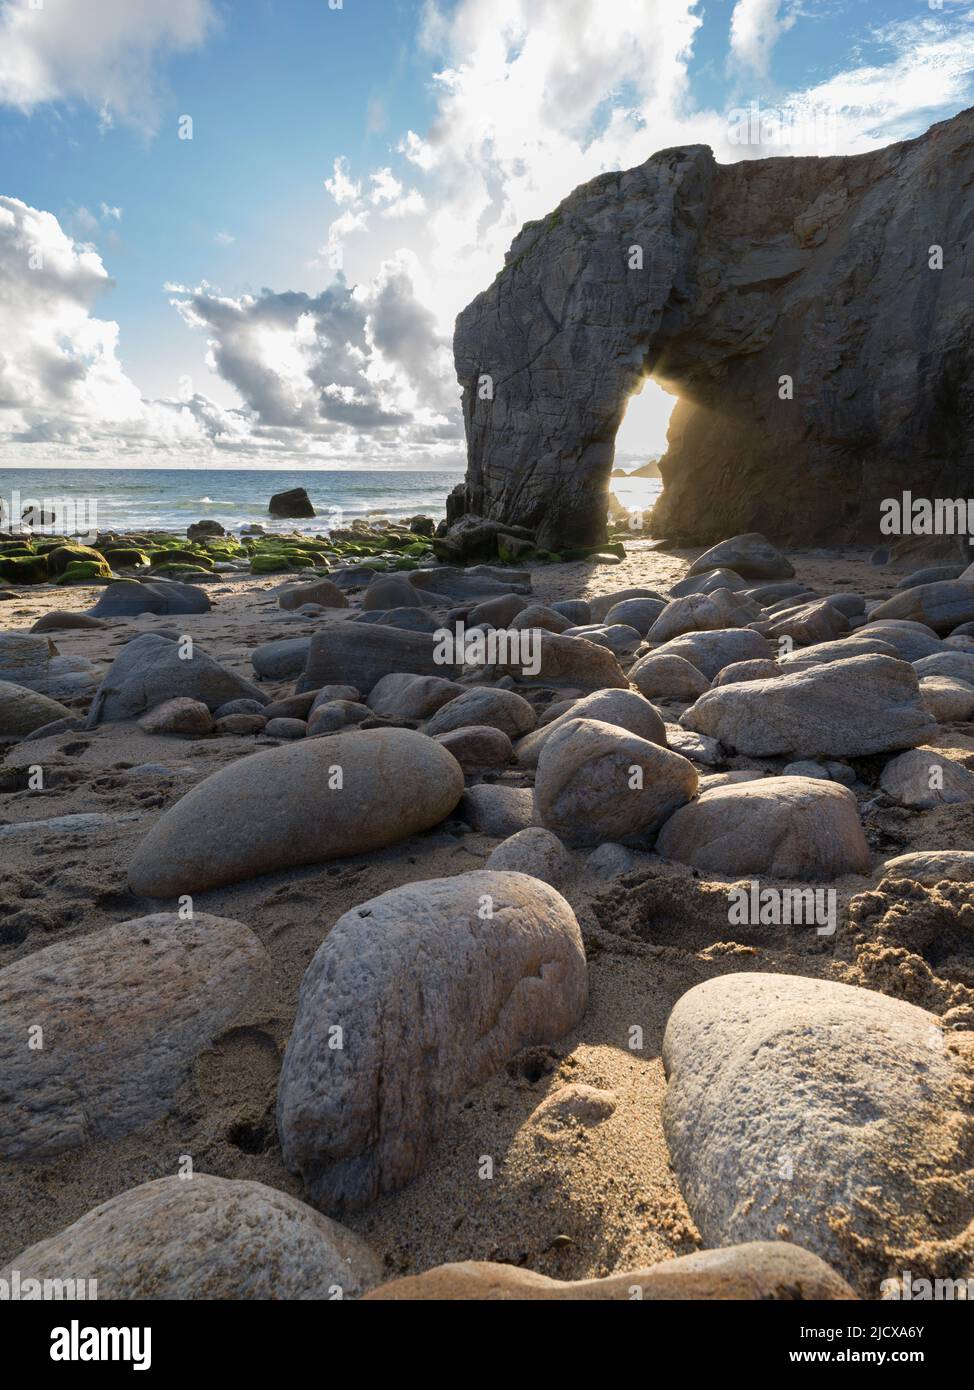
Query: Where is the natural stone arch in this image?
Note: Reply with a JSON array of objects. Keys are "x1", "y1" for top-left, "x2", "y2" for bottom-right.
[{"x1": 452, "y1": 108, "x2": 974, "y2": 551}]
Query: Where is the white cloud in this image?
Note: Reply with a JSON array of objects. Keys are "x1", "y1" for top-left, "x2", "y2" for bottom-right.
[
  {"x1": 728, "y1": 0, "x2": 796, "y2": 77},
  {"x1": 0, "y1": 0, "x2": 215, "y2": 132},
  {"x1": 0, "y1": 195, "x2": 215, "y2": 454}
]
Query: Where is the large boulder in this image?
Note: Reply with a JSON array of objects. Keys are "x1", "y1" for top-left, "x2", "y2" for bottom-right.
[
  {"x1": 878, "y1": 850, "x2": 974, "y2": 884},
  {"x1": 277, "y1": 872, "x2": 587, "y2": 1211},
  {"x1": 628, "y1": 653, "x2": 711, "y2": 701},
  {"x1": 0, "y1": 679, "x2": 72, "y2": 739},
  {"x1": 662, "y1": 974, "x2": 974, "y2": 1291},
  {"x1": 913, "y1": 650, "x2": 974, "y2": 686},
  {"x1": 0, "y1": 914, "x2": 265, "y2": 1160},
  {"x1": 646, "y1": 629, "x2": 772, "y2": 681},
  {"x1": 879, "y1": 748, "x2": 974, "y2": 808},
  {"x1": 363, "y1": 574, "x2": 437, "y2": 612},
  {"x1": 857, "y1": 621, "x2": 944, "y2": 662},
  {"x1": 485, "y1": 629, "x2": 629, "y2": 690},
  {"x1": 776, "y1": 636, "x2": 900, "y2": 673},
  {"x1": 534, "y1": 717, "x2": 697, "y2": 846},
  {"x1": 364, "y1": 1243, "x2": 855, "y2": 1300},
  {"x1": 656, "y1": 777, "x2": 871, "y2": 879},
  {"x1": 452, "y1": 110, "x2": 974, "y2": 551},
  {"x1": 127, "y1": 728, "x2": 465, "y2": 896},
  {"x1": 86, "y1": 633, "x2": 268, "y2": 725},
  {"x1": 589, "y1": 588, "x2": 665, "y2": 623},
  {"x1": 670, "y1": 568, "x2": 751, "y2": 598},
  {"x1": 251, "y1": 636, "x2": 311, "y2": 680},
  {"x1": 869, "y1": 581, "x2": 974, "y2": 636},
  {"x1": 765, "y1": 599, "x2": 851, "y2": 646},
  {"x1": 408, "y1": 567, "x2": 530, "y2": 601},
  {"x1": 515, "y1": 688, "x2": 667, "y2": 768},
  {"x1": 647, "y1": 590, "x2": 761, "y2": 643},
  {"x1": 295, "y1": 625, "x2": 459, "y2": 695},
  {"x1": 919, "y1": 675, "x2": 974, "y2": 722},
  {"x1": 682, "y1": 654, "x2": 935, "y2": 758},
  {"x1": 434, "y1": 724, "x2": 513, "y2": 771},
  {"x1": 601, "y1": 597, "x2": 667, "y2": 633},
  {"x1": 686, "y1": 534, "x2": 794, "y2": 581},
  {"x1": 485, "y1": 827, "x2": 572, "y2": 887},
  {"x1": 269, "y1": 487, "x2": 315, "y2": 518},
  {"x1": 88, "y1": 578, "x2": 212, "y2": 617}
]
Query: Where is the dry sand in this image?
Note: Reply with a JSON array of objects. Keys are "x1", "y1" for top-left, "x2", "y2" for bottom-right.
[{"x1": 2, "y1": 540, "x2": 972, "y2": 1292}]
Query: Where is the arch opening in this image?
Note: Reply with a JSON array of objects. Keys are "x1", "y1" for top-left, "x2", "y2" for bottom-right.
[{"x1": 609, "y1": 375, "x2": 679, "y2": 535}]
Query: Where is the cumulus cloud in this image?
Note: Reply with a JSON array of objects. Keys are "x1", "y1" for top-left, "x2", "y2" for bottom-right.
[
  {"x1": 0, "y1": 197, "x2": 267, "y2": 462},
  {"x1": 169, "y1": 267, "x2": 461, "y2": 447},
  {"x1": 728, "y1": 0, "x2": 796, "y2": 78},
  {"x1": 0, "y1": 0, "x2": 215, "y2": 132}
]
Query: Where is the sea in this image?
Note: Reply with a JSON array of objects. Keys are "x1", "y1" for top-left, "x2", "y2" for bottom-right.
[{"x1": 0, "y1": 466, "x2": 662, "y2": 537}]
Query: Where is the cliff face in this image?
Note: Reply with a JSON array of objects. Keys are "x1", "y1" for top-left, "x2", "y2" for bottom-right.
[{"x1": 452, "y1": 108, "x2": 974, "y2": 550}]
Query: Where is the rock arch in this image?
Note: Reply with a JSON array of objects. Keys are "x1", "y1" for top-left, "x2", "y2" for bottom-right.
[{"x1": 452, "y1": 108, "x2": 974, "y2": 551}]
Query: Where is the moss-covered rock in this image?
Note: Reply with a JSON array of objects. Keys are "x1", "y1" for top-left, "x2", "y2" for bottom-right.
[
  {"x1": 57, "y1": 559, "x2": 114, "y2": 584},
  {"x1": 0, "y1": 553, "x2": 49, "y2": 584},
  {"x1": 45, "y1": 544, "x2": 106, "y2": 576},
  {"x1": 149, "y1": 548, "x2": 215, "y2": 571},
  {"x1": 149, "y1": 563, "x2": 212, "y2": 577},
  {"x1": 102, "y1": 548, "x2": 151, "y2": 569}
]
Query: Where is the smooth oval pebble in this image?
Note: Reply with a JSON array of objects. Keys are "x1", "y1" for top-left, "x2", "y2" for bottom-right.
[
  {"x1": 1, "y1": 1175, "x2": 381, "y2": 1299},
  {"x1": 127, "y1": 727, "x2": 465, "y2": 896}
]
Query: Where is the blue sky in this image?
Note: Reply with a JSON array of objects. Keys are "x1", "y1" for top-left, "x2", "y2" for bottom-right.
[{"x1": 0, "y1": 0, "x2": 972, "y2": 469}]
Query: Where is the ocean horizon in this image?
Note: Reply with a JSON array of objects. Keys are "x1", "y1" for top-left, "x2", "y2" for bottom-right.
[{"x1": 0, "y1": 466, "x2": 662, "y2": 537}]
